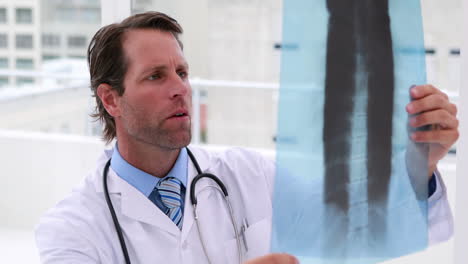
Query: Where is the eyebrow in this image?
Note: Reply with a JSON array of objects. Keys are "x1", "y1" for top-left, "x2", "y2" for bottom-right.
[
  {"x1": 141, "y1": 65, "x2": 167, "y2": 76},
  {"x1": 140, "y1": 63, "x2": 189, "y2": 77}
]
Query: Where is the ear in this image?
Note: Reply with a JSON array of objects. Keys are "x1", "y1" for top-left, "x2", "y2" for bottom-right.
[{"x1": 97, "y1": 83, "x2": 121, "y2": 118}]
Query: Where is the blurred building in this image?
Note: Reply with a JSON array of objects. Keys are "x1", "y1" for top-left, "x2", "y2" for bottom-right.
[
  {"x1": 0, "y1": 0, "x2": 41, "y2": 87},
  {"x1": 0, "y1": 0, "x2": 100, "y2": 87},
  {"x1": 422, "y1": 0, "x2": 462, "y2": 95},
  {"x1": 40, "y1": 0, "x2": 100, "y2": 60},
  {"x1": 0, "y1": 0, "x2": 462, "y2": 150}
]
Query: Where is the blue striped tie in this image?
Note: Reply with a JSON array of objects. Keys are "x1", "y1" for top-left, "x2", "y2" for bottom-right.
[{"x1": 157, "y1": 177, "x2": 183, "y2": 229}]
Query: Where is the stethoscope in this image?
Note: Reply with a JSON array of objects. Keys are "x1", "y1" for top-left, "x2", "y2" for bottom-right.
[{"x1": 103, "y1": 147, "x2": 243, "y2": 264}]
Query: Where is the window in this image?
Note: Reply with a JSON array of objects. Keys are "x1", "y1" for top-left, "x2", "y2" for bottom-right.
[
  {"x1": 56, "y1": 7, "x2": 100, "y2": 23},
  {"x1": 17, "y1": 77, "x2": 34, "y2": 86},
  {"x1": 42, "y1": 34, "x2": 60, "y2": 47},
  {"x1": 42, "y1": 54, "x2": 60, "y2": 61},
  {"x1": 0, "y1": 34, "x2": 7, "y2": 48},
  {"x1": 82, "y1": 8, "x2": 100, "y2": 22},
  {"x1": 15, "y1": 34, "x2": 33, "y2": 49},
  {"x1": 57, "y1": 8, "x2": 74, "y2": 22},
  {"x1": 67, "y1": 35, "x2": 86, "y2": 48},
  {"x1": 68, "y1": 55, "x2": 86, "y2": 59},
  {"x1": 0, "y1": 8, "x2": 6, "y2": 23},
  {"x1": 16, "y1": 8, "x2": 33, "y2": 24},
  {"x1": 0, "y1": 77, "x2": 8, "y2": 87},
  {"x1": 16, "y1": 58, "x2": 34, "y2": 69},
  {"x1": 0, "y1": 57, "x2": 8, "y2": 68}
]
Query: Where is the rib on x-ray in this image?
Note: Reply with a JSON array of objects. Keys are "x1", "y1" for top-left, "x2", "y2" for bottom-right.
[{"x1": 271, "y1": 0, "x2": 429, "y2": 263}]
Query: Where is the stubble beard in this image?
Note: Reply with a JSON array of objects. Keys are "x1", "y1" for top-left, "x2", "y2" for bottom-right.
[
  {"x1": 125, "y1": 116, "x2": 192, "y2": 151},
  {"x1": 121, "y1": 101, "x2": 192, "y2": 151},
  {"x1": 141, "y1": 120, "x2": 192, "y2": 150}
]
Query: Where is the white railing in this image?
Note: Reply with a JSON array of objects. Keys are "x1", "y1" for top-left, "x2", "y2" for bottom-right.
[
  {"x1": 0, "y1": 69, "x2": 89, "y2": 80},
  {"x1": 0, "y1": 70, "x2": 281, "y2": 148}
]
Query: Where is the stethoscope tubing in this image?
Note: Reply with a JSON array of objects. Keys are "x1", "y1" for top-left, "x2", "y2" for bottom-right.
[
  {"x1": 103, "y1": 147, "x2": 241, "y2": 264},
  {"x1": 103, "y1": 159, "x2": 132, "y2": 264},
  {"x1": 188, "y1": 147, "x2": 242, "y2": 264}
]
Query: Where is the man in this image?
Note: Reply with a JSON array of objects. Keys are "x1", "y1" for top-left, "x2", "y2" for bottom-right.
[{"x1": 35, "y1": 12, "x2": 458, "y2": 264}]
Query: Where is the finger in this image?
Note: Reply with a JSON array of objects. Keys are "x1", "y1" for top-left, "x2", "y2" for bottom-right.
[
  {"x1": 411, "y1": 129, "x2": 460, "y2": 144},
  {"x1": 409, "y1": 109, "x2": 459, "y2": 129},
  {"x1": 410, "y1": 84, "x2": 448, "y2": 100},
  {"x1": 449, "y1": 102, "x2": 458, "y2": 116},
  {"x1": 406, "y1": 93, "x2": 453, "y2": 115},
  {"x1": 411, "y1": 84, "x2": 458, "y2": 116},
  {"x1": 244, "y1": 253, "x2": 299, "y2": 264}
]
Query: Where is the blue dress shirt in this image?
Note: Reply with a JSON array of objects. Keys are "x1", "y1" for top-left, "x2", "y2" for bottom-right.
[{"x1": 110, "y1": 145, "x2": 188, "y2": 214}]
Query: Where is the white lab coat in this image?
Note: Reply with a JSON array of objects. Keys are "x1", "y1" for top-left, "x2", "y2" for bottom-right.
[{"x1": 35, "y1": 146, "x2": 453, "y2": 264}]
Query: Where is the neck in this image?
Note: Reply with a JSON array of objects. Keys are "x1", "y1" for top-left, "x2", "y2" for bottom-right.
[{"x1": 117, "y1": 138, "x2": 181, "y2": 178}]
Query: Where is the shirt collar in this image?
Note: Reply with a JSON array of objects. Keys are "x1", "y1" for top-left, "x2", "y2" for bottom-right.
[{"x1": 110, "y1": 144, "x2": 188, "y2": 197}]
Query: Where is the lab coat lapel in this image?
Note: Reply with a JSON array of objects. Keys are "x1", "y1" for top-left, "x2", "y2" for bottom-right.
[
  {"x1": 181, "y1": 146, "x2": 211, "y2": 242},
  {"x1": 106, "y1": 168, "x2": 181, "y2": 236}
]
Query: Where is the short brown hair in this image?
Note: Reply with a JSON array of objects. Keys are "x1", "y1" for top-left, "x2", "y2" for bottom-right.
[{"x1": 87, "y1": 11, "x2": 183, "y2": 143}]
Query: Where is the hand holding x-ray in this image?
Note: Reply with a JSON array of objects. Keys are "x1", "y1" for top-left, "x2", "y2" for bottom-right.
[{"x1": 406, "y1": 84, "x2": 459, "y2": 177}]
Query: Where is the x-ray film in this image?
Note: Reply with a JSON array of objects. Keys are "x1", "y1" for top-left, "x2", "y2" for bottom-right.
[{"x1": 272, "y1": 0, "x2": 429, "y2": 263}]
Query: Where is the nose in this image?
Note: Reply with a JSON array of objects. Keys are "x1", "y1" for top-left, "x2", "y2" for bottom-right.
[{"x1": 169, "y1": 73, "x2": 191, "y2": 99}]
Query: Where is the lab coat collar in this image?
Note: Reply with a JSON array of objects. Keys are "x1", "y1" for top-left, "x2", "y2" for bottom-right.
[
  {"x1": 93, "y1": 148, "x2": 175, "y2": 236},
  {"x1": 119, "y1": 173, "x2": 181, "y2": 236},
  {"x1": 93, "y1": 146, "x2": 213, "y2": 237}
]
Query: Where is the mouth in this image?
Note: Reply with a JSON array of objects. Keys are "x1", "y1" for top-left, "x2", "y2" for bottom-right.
[{"x1": 168, "y1": 109, "x2": 190, "y2": 120}]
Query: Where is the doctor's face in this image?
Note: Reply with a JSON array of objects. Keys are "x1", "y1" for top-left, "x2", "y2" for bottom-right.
[{"x1": 117, "y1": 29, "x2": 192, "y2": 150}]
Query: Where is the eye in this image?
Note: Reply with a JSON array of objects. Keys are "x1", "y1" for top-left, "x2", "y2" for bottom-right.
[
  {"x1": 147, "y1": 73, "x2": 161, "y2": 81},
  {"x1": 177, "y1": 71, "x2": 188, "y2": 79}
]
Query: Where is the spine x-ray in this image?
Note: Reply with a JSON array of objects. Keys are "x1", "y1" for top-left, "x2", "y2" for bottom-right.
[{"x1": 272, "y1": 0, "x2": 429, "y2": 263}]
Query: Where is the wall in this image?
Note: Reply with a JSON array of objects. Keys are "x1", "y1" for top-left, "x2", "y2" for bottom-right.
[{"x1": 0, "y1": 130, "x2": 105, "y2": 229}]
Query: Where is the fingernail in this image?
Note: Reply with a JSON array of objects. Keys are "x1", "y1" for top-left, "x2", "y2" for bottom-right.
[{"x1": 406, "y1": 104, "x2": 413, "y2": 113}]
